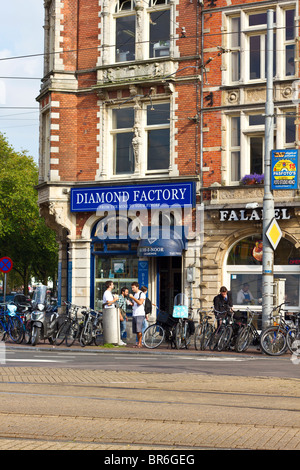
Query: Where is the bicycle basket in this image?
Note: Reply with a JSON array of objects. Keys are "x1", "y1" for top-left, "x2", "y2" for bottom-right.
[{"x1": 157, "y1": 310, "x2": 169, "y2": 324}]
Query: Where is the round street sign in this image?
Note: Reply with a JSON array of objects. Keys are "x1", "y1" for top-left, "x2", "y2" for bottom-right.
[{"x1": 0, "y1": 257, "x2": 13, "y2": 273}]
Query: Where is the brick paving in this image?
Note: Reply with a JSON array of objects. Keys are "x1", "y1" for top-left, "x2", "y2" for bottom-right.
[{"x1": 0, "y1": 362, "x2": 299, "y2": 450}]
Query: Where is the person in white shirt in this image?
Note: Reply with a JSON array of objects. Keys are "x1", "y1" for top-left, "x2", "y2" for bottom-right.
[
  {"x1": 103, "y1": 280, "x2": 118, "y2": 308},
  {"x1": 129, "y1": 282, "x2": 145, "y2": 348},
  {"x1": 102, "y1": 281, "x2": 126, "y2": 346},
  {"x1": 236, "y1": 283, "x2": 255, "y2": 305}
]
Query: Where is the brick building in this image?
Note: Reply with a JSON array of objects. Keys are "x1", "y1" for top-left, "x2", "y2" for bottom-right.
[{"x1": 37, "y1": 0, "x2": 300, "y2": 318}]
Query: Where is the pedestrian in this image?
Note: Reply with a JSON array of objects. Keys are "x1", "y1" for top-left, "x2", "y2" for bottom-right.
[
  {"x1": 103, "y1": 280, "x2": 119, "y2": 308},
  {"x1": 140, "y1": 286, "x2": 152, "y2": 340},
  {"x1": 118, "y1": 286, "x2": 132, "y2": 341},
  {"x1": 129, "y1": 282, "x2": 145, "y2": 348},
  {"x1": 213, "y1": 286, "x2": 233, "y2": 326},
  {"x1": 102, "y1": 281, "x2": 126, "y2": 346}
]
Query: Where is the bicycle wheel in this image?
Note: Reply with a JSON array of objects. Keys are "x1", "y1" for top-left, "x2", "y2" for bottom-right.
[
  {"x1": 0, "y1": 319, "x2": 5, "y2": 341},
  {"x1": 198, "y1": 323, "x2": 213, "y2": 350},
  {"x1": 217, "y1": 325, "x2": 233, "y2": 351},
  {"x1": 183, "y1": 322, "x2": 190, "y2": 349},
  {"x1": 66, "y1": 320, "x2": 80, "y2": 347},
  {"x1": 209, "y1": 326, "x2": 224, "y2": 351},
  {"x1": 143, "y1": 324, "x2": 164, "y2": 349},
  {"x1": 286, "y1": 328, "x2": 300, "y2": 355},
  {"x1": 194, "y1": 324, "x2": 203, "y2": 350},
  {"x1": 260, "y1": 327, "x2": 287, "y2": 356},
  {"x1": 175, "y1": 322, "x2": 183, "y2": 349},
  {"x1": 235, "y1": 326, "x2": 252, "y2": 353},
  {"x1": 55, "y1": 321, "x2": 69, "y2": 346},
  {"x1": 93, "y1": 322, "x2": 103, "y2": 346},
  {"x1": 80, "y1": 322, "x2": 93, "y2": 347},
  {"x1": 24, "y1": 320, "x2": 32, "y2": 344},
  {"x1": 8, "y1": 317, "x2": 23, "y2": 343}
]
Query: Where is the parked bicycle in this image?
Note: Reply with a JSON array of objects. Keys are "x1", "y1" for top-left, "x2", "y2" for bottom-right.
[
  {"x1": 55, "y1": 302, "x2": 81, "y2": 347},
  {"x1": 143, "y1": 310, "x2": 178, "y2": 349},
  {"x1": 194, "y1": 308, "x2": 214, "y2": 350},
  {"x1": 286, "y1": 312, "x2": 300, "y2": 356},
  {"x1": 208, "y1": 309, "x2": 229, "y2": 351},
  {"x1": 235, "y1": 308, "x2": 260, "y2": 353},
  {"x1": 79, "y1": 307, "x2": 103, "y2": 347},
  {"x1": 260, "y1": 302, "x2": 294, "y2": 356},
  {"x1": 173, "y1": 293, "x2": 195, "y2": 350},
  {"x1": 0, "y1": 303, "x2": 24, "y2": 343},
  {"x1": 13, "y1": 294, "x2": 32, "y2": 344}
]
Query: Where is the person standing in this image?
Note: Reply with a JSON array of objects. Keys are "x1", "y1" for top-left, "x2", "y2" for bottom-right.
[
  {"x1": 102, "y1": 281, "x2": 126, "y2": 346},
  {"x1": 103, "y1": 280, "x2": 118, "y2": 309},
  {"x1": 118, "y1": 286, "x2": 132, "y2": 341},
  {"x1": 140, "y1": 285, "x2": 152, "y2": 340},
  {"x1": 213, "y1": 286, "x2": 233, "y2": 327},
  {"x1": 129, "y1": 282, "x2": 145, "y2": 348}
]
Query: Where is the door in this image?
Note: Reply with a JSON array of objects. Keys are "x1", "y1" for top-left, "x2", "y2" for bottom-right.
[{"x1": 157, "y1": 257, "x2": 182, "y2": 313}]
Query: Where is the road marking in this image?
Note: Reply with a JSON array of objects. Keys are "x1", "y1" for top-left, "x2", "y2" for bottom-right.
[
  {"x1": 195, "y1": 357, "x2": 255, "y2": 362},
  {"x1": 6, "y1": 359, "x2": 68, "y2": 363}
]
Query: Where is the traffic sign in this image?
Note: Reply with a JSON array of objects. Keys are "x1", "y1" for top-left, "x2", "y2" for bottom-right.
[
  {"x1": 0, "y1": 257, "x2": 13, "y2": 273},
  {"x1": 266, "y1": 219, "x2": 282, "y2": 250}
]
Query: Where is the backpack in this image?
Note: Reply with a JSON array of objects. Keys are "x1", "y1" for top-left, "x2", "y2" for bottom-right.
[{"x1": 144, "y1": 297, "x2": 152, "y2": 315}]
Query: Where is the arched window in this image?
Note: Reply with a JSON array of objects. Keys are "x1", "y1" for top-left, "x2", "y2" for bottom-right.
[
  {"x1": 115, "y1": 0, "x2": 136, "y2": 12},
  {"x1": 225, "y1": 235, "x2": 300, "y2": 308}
]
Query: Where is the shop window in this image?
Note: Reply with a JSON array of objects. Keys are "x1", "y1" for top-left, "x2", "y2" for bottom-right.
[
  {"x1": 91, "y1": 219, "x2": 139, "y2": 309},
  {"x1": 226, "y1": 235, "x2": 300, "y2": 308}
]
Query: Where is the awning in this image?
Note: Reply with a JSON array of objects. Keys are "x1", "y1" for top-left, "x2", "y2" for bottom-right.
[{"x1": 137, "y1": 228, "x2": 185, "y2": 257}]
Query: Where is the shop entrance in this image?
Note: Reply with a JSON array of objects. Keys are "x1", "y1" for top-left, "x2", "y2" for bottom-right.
[{"x1": 157, "y1": 257, "x2": 182, "y2": 314}]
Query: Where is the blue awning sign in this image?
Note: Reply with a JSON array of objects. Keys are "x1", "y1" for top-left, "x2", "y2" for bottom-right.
[
  {"x1": 71, "y1": 182, "x2": 195, "y2": 212},
  {"x1": 137, "y1": 229, "x2": 185, "y2": 257}
]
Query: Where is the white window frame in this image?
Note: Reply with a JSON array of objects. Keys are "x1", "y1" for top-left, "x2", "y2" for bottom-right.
[
  {"x1": 113, "y1": 2, "x2": 136, "y2": 63},
  {"x1": 108, "y1": 100, "x2": 171, "y2": 179},
  {"x1": 224, "y1": 4, "x2": 297, "y2": 85},
  {"x1": 226, "y1": 107, "x2": 296, "y2": 184},
  {"x1": 224, "y1": 235, "x2": 300, "y2": 311},
  {"x1": 106, "y1": 0, "x2": 172, "y2": 64}
]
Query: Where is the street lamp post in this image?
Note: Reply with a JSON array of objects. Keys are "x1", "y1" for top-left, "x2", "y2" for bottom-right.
[{"x1": 262, "y1": 9, "x2": 275, "y2": 329}]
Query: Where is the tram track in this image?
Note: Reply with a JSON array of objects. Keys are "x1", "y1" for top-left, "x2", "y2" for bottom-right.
[
  {"x1": 0, "y1": 366, "x2": 299, "y2": 449},
  {"x1": 0, "y1": 388, "x2": 299, "y2": 415}
]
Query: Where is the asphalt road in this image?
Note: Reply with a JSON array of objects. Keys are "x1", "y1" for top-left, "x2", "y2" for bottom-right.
[{"x1": 2, "y1": 343, "x2": 300, "y2": 378}]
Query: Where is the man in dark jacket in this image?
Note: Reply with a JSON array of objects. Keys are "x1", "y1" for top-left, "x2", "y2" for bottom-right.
[{"x1": 213, "y1": 286, "x2": 233, "y2": 322}]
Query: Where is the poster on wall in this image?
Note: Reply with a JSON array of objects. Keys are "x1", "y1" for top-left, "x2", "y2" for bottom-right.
[
  {"x1": 252, "y1": 240, "x2": 263, "y2": 262},
  {"x1": 271, "y1": 149, "x2": 298, "y2": 190}
]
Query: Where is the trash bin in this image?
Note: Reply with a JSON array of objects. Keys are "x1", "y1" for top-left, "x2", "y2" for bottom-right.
[{"x1": 102, "y1": 307, "x2": 120, "y2": 344}]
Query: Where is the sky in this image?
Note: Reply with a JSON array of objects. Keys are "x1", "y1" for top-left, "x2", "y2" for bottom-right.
[{"x1": 0, "y1": 1, "x2": 44, "y2": 162}]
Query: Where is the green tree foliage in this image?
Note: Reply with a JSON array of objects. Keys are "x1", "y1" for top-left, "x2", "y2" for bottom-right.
[{"x1": 0, "y1": 133, "x2": 58, "y2": 294}]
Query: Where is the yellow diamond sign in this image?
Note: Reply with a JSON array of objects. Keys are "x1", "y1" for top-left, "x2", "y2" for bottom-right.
[{"x1": 266, "y1": 218, "x2": 282, "y2": 250}]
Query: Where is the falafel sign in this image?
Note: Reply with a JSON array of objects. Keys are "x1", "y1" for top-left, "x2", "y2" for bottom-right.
[{"x1": 271, "y1": 149, "x2": 298, "y2": 190}]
